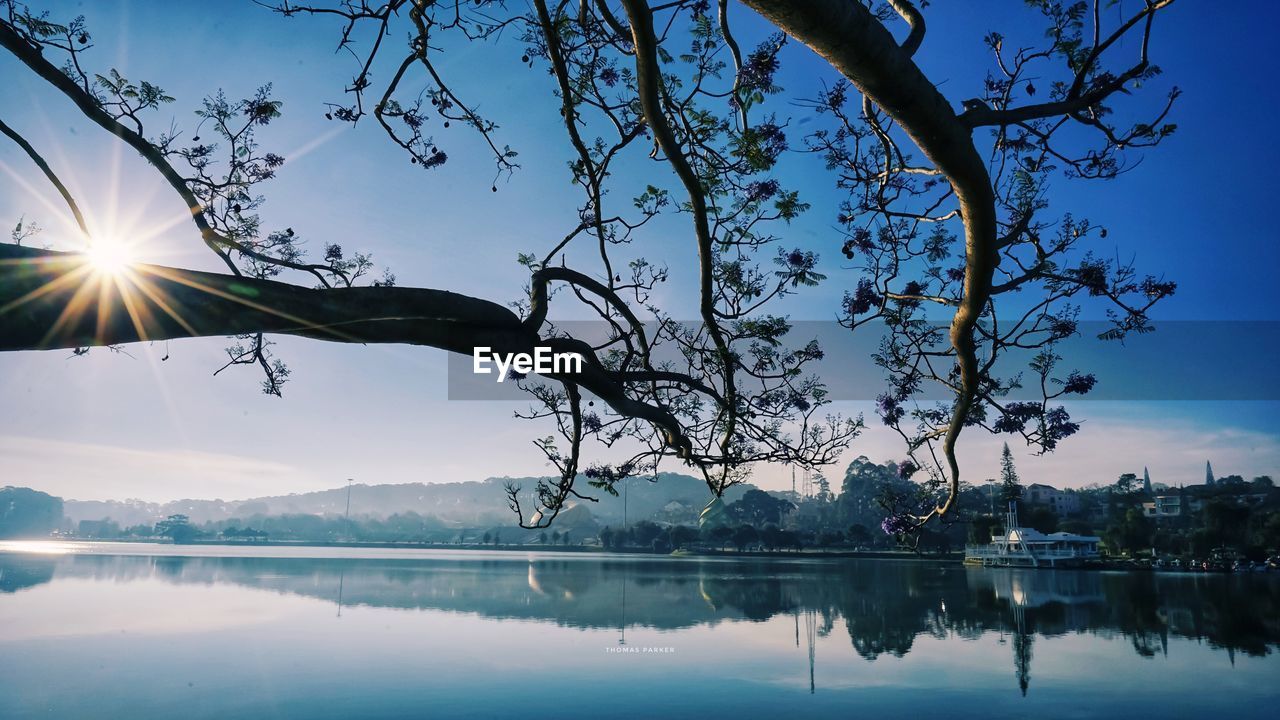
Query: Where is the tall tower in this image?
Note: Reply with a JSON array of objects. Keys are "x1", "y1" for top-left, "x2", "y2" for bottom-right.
[
  {"x1": 1143, "y1": 467, "x2": 1152, "y2": 494},
  {"x1": 1205, "y1": 461, "x2": 1215, "y2": 487}
]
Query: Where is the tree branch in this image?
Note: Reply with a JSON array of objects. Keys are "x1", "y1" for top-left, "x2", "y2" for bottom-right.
[
  {"x1": 0, "y1": 242, "x2": 694, "y2": 458},
  {"x1": 741, "y1": 0, "x2": 998, "y2": 517},
  {"x1": 0, "y1": 20, "x2": 344, "y2": 284},
  {"x1": 0, "y1": 116, "x2": 89, "y2": 236},
  {"x1": 622, "y1": 0, "x2": 741, "y2": 490},
  {"x1": 886, "y1": 0, "x2": 924, "y2": 57}
]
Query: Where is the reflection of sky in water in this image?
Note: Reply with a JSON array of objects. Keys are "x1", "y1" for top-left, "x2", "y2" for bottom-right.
[{"x1": 0, "y1": 545, "x2": 1277, "y2": 719}]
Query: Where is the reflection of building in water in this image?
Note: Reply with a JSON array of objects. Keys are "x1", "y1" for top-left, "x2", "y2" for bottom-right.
[
  {"x1": 335, "y1": 568, "x2": 345, "y2": 617},
  {"x1": 805, "y1": 609, "x2": 817, "y2": 694},
  {"x1": 1012, "y1": 603, "x2": 1032, "y2": 696},
  {"x1": 790, "y1": 608, "x2": 820, "y2": 694},
  {"x1": 974, "y1": 568, "x2": 1107, "y2": 696},
  {"x1": 619, "y1": 560, "x2": 627, "y2": 646},
  {"x1": 981, "y1": 568, "x2": 1105, "y2": 610}
]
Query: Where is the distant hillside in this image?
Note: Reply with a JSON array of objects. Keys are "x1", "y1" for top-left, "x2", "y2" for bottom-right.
[{"x1": 62, "y1": 473, "x2": 753, "y2": 528}]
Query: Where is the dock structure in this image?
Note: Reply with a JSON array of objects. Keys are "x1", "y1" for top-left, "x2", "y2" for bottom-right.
[{"x1": 964, "y1": 503, "x2": 1101, "y2": 568}]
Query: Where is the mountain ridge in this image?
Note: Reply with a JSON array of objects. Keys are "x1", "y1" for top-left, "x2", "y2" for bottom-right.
[{"x1": 62, "y1": 472, "x2": 755, "y2": 527}]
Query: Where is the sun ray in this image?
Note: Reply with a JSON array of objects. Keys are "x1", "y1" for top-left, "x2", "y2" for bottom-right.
[
  {"x1": 136, "y1": 339, "x2": 193, "y2": 458},
  {"x1": 0, "y1": 262, "x2": 93, "y2": 315},
  {"x1": 94, "y1": 269, "x2": 115, "y2": 343},
  {"x1": 0, "y1": 157, "x2": 88, "y2": 240},
  {"x1": 136, "y1": 265, "x2": 362, "y2": 342},
  {"x1": 281, "y1": 125, "x2": 346, "y2": 165},
  {"x1": 124, "y1": 272, "x2": 199, "y2": 337},
  {"x1": 111, "y1": 270, "x2": 153, "y2": 343},
  {"x1": 39, "y1": 272, "x2": 103, "y2": 347}
]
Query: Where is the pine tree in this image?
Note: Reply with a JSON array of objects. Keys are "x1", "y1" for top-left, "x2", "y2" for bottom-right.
[
  {"x1": 999, "y1": 443, "x2": 1022, "y2": 506},
  {"x1": 814, "y1": 473, "x2": 832, "y2": 503}
]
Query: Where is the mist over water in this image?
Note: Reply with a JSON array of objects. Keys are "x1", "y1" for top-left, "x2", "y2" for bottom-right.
[{"x1": 1, "y1": 545, "x2": 1277, "y2": 719}]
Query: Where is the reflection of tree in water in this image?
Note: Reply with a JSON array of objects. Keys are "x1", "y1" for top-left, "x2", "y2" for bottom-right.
[
  {"x1": 1113, "y1": 574, "x2": 1168, "y2": 658},
  {"x1": 4, "y1": 553, "x2": 1277, "y2": 677},
  {"x1": 1074, "y1": 573, "x2": 1280, "y2": 660},
  {"x1": 699, "y1": 574, "x2": 795, "y2": 621},
  {"x1": 1012, "y1": 604, "x2": 1032, "y2": 696},
  {"x1": 0, "y1": 553, "x2": 55, "y2": 593},
  {"x1": 837, "y1": 562, "x2": 957, "y2": 661}
]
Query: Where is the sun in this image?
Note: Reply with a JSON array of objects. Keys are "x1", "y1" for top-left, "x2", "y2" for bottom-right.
[{"x1": 85, "y1": 235, "x2": 136, "y2": 275}]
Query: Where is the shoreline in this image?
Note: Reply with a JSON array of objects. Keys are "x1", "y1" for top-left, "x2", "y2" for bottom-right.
[
  {"x1": 13, "y1": 540, "x2": 1272, "y2": 573},
  {"x1": 14, "y1": 537, "x2": 960, "y2": 561}
]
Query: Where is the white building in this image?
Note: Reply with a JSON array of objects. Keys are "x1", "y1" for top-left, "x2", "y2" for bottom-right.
[
  {"x1": 1023, "y1": 483, "x2": 1080, "y2": 516},
  {"x1": 1142, "y1": 494, "x2": 1182, "y2": 519},
  {"x1": 966, "y1": 504, "x2": 1101, "y2": 568}
]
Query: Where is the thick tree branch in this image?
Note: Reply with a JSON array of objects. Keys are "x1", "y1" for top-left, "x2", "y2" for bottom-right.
[
  {"x1": 959, "y1": 61, "x2": 1149, "y2": 128},
  {"x1": 622, "y1": 0, "x2": 741, "y2": 489},
  {"x1": 886, "y1": 0, "x2": 924, "y2": 57},
  {"x1": 0, "y1": 243, "x2": 694, "y2": 458},
  {"x1": 741, "y1": 0, "x2": 998, "y2": 517}
]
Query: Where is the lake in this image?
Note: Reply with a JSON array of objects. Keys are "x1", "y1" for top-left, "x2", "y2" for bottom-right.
[{"x1": 1, "y1": 542, "x2": 1277, "y2": 719}]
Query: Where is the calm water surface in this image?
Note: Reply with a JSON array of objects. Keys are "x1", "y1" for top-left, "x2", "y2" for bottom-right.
[{"x1": 1, "y1": 542, "x2": 1277, "y2": 719}]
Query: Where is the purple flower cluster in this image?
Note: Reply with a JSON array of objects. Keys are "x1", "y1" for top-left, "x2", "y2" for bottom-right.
[
  {"x1": 745, "y1": 179, "x2": 780, "y2": 203},
  {"x1": 876, "y1": 392, "x2": 905, "y2": 426},
  {"x1": 992, "y1": 401, "x2": 1041, "y2": 433},
  {"x1": 754, "y1": 122, "x2": 788, "y2": 160},
  {"x1": 1040, "y1": 406, "x2": 1080, "y2": 450},
  {"x1": 846, "y1": 278, "x2": 881, "y2": 316},
  {"x1": 881, "y1": 515, "x2": 915, "y2": 536},
  {"x1": 841, "y1": 227, "x2": 874, "y2": 259},
  {"x1": 741, "y1": 36, "x2": 783, "y2": 91}
]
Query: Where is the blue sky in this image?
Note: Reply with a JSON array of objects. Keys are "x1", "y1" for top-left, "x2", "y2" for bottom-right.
[{"x1": 0, "y1": 1, "x2": 1277, "y2": 502}]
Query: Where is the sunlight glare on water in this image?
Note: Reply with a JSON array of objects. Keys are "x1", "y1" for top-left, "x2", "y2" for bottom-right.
[{"x1": 0, "y1": 540, "x2": 90, "y2": 555}]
